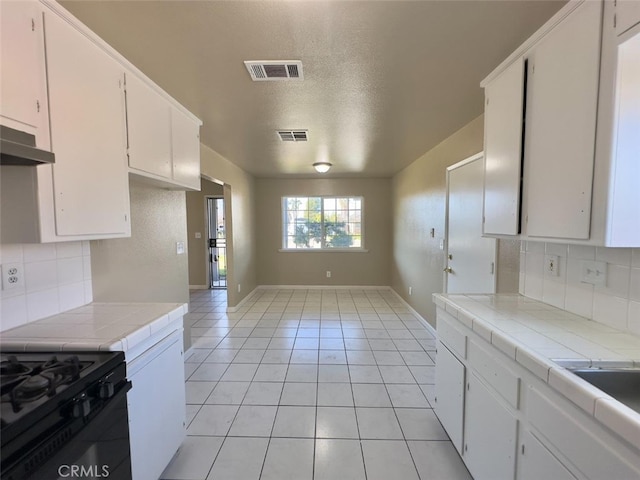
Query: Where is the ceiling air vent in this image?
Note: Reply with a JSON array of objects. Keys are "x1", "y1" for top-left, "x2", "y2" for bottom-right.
[
  {"x1": 277, "y1": 130, "x2": 308, "y2": 142},
  {"x1": 244, "y1": 61, "x2": 304, "y2": 81}
]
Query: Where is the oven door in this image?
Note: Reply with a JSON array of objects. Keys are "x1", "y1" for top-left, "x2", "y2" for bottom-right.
[{"x1": 10, "y1": 382, "x2": 132, "y2": 480}]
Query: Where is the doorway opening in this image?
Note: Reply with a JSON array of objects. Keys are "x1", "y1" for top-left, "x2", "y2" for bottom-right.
[{"x1": 207, "y1": 196, "x2": 227, "y2": 289}]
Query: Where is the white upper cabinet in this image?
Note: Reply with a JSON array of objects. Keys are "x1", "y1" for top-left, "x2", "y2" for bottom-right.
[
  {"x1": 44, "y1": 9, "x2": 130, "y2": 237},
  {"x1": 616, "y1": 0, "x2": 640, "y2": 35},
  {"x1": 171, "y1": 107, "x2": 201, "y2": 190},
  {"x1": 606, "y1": 28, "x2": 640, "y2": 246},
  {"x1": 125, "y1": 74, "x2": 201, "y2": 191},
  {"x1": 0, "y1": 0, "x2": 50, "y2": 150},
  {"x1": 522, "y1": 0, "x2": 602, "y2": 239},
  {"x1": 482, "y1": 59, "x2": 525, "y2": 236},
  {"x1": 125, "y1": 73, "x2": 173, "y2": 179}
]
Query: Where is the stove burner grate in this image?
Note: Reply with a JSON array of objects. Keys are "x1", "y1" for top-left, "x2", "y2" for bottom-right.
[{"x1": 0, "y1": 355, "x2": 88, "y2": 412}]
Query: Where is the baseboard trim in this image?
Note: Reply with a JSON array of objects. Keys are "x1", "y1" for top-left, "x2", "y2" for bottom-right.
[
  {"x1": 226, "y1": 286, "x2": 259, "y2": 313},
  {"x1": 256, "y1": 285, "x2": 390, "y2": 290},
  {"x1": 388, "y1": 288, "x2": 437, "y2": 337},
  {"x1": 189, "y1": 285, "x2": 209, "y2": 290}
]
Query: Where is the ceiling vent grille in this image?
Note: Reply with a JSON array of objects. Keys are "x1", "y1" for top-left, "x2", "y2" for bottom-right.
[
  {"x1": 244, "y1": 61, "x2": 304, "y2": 81},
  {"x1": 277, "y1": 130, "x2": 308, "y2": 142}
]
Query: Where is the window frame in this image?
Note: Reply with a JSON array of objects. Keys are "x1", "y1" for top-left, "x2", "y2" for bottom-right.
[{"x1": 280, "y1": 195, "x2": 367, "y2": 252}]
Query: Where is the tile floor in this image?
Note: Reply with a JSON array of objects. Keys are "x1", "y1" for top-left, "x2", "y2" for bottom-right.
[{"x1": 161, "y1": 288, "x2": 472, "y2": 480}]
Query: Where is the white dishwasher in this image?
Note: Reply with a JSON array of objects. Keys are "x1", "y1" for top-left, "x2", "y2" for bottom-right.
[{"x1": 127, "y1": 327, "x2": 185, "y2": 480}]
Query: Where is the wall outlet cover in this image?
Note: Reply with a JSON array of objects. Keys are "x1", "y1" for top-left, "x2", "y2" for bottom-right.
[
  {"x1": 1, "y1": 263, "x2": 25, "y2": 290},
  {"x1": 176, "y1": 241, "x2": 186, "y2": 255},
  {"x1": 580, "y1": 260, "x2": 607, "y2": 287},
  {"x1": 544, "y1": 255, "x2": 560, "y2": 277}
]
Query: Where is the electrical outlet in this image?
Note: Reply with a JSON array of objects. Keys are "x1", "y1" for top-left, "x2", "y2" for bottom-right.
[
  {"x1": 1, "y1": 263, "x2": 25, "y2": 290},
  {"x1": 580, "y1": 260, "x2": 607, "y2": 286},
  {"x1": 544, "y1": 255, "x2": 560, "y2": 277},
  {"x1": 176, "y1": 241, "x2": 185, "y2": 255},
  {"x1": 326, "y1": 271, "x2": 331, "y2": 278},
  {"x1": 195, "y1": 232, "x2": 202, "y2": 239},
  {"x1": 409, "y1": 286, "x2": 412, "y2": 296}
]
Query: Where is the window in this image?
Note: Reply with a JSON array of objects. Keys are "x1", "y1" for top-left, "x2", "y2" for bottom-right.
[{"x1": 283, "y1": 196, "x2": 363, "y2": 249}]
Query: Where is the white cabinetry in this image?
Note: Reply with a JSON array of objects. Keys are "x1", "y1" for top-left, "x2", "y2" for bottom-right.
[
  {"x1": 606, "y1": 28, "x2": 640, "y2": 246},
  {"x1": 522, "y1": 0, "x2": 602, "y2": 239},
  {"x1": 45, "y1": 10, "x2": 130, "y2": 237},
  {"x1": 434, "y1": 301, "x2": 640, "y2": 480},
  {"x1": 125, "y1": 73, "x2": 173, "y2": 179},
  {"x1": 1, "y1": 7, "x2": 131, "y2": 243},
  {"x1": 127, "y1": 329, "x2": 185, "y2": 480},
  {"x1": 482, "y1": 0, "x2": 602, "y2": 241},
  {"x1": 464, "y1": 372, "x2": 518, "y2": 480},
  {"x1": 171, "y1": 107, "x2": 202, "y2": 190},
  {"x1": 434, "y1": 341, "x2": 465, "y2": 454},
  {"x1": 0, "y1": 0, "x2": 50, "y2": 150},
  {"x1": 616, "y1": 0, "x2": 640, "y2": 35},
  {"x1": 482, "y1": 59, "x2": 525, "y2": 236},
  {"x1": 518, "y1": 430, "x2": 576, "y2": 480},
  {"x1": 126, "y1": 74, "x2": 201, "y2": 191}
]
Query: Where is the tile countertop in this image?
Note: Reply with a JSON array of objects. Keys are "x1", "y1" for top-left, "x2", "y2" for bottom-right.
[
  {"x1": 433, "y1": 293, "x2": 640, "y2": 450},
  {"x1": 0, "y1": 302, "x2": 188, "y2": 353}
]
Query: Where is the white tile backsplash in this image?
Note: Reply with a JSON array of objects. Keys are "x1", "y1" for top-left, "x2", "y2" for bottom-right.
[
  {"x1": 522, "y1": 242, "x2": 640, "y2": 335},
  {"x1": 0, "y1": 242, "x2": 92, "y2": 331}
]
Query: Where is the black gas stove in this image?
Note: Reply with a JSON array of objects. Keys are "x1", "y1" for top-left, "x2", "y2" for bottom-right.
[{"x1": 0, "y1": 351, "x2": 132, "y2": 480}]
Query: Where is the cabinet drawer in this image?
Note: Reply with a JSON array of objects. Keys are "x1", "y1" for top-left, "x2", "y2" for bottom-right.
[
  {"x1": 528, "y1": 386, "x2": 640, "y2": 480},
  {"x1": 468, "y1": 339, "x2": 520, "y2": 409},
  {"x1": 437, "y1": 314, "x2": 467, "y2": 359}
]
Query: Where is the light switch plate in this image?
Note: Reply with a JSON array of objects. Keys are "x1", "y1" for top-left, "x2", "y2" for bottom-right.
[{"x1": 580, "y1": 260, "x2": 607, "y2": 286}]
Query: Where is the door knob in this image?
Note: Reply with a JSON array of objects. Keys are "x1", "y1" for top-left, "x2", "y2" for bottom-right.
[{"x1": 443, "y1": 267, "x2": 453, "y2": 274}]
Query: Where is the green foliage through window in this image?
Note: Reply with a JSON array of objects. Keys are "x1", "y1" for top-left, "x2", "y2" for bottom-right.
[{"x1": 283, "y1": 196, "x2": 363, "y2": 249}]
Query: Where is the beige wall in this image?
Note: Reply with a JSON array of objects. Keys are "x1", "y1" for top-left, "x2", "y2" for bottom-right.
[
  {"x1": 90, "y1": 179, "x2": 191, "y2": 345},
  {"x1": 255, "y1": 178, "x2": 392, "y2": 286},
  {"x1": 186, "y1": 180, "x2": 224, "y2": 287},
  {"x1": 200, "y1": 144, "x2": 257, "y2": 307},
  {"x1": 391, "y1": 115, "x2": 519, "y2": 326}
]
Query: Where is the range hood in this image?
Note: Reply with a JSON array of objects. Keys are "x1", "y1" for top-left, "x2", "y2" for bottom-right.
[{"x1": 0, "y1": 125, "x2": 55, "y2": 166}]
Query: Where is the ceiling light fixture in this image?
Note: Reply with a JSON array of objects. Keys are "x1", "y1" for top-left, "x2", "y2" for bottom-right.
[{"x1": 313, "y1": 162, "x2": 332, "y2": 173}]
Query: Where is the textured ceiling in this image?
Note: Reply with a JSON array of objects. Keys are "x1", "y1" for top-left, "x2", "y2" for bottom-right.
[{"x1": 60, "y1": 0, "x2": 565, "y2": 178}]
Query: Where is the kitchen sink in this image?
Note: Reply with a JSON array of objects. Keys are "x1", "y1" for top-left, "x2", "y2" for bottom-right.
[{"x1": 569, "y1": 367, "x2": 640, "y2": 414}]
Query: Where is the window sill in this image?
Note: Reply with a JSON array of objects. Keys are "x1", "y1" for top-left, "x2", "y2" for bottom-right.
[{"x1": 278, "y1": 248, "x2": 369, "y2": 253}]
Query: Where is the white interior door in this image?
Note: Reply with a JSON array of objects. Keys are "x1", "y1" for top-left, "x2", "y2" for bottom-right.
[{"x1": 445, "y1": 154, "x2": 497, "y2": 294}]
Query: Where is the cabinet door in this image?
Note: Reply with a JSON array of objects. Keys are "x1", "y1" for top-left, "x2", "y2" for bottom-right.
[
  {"x1": 617, "y1": 0, "x2": 640, "y2": 35},
  {"x1": 128, "y1": 333, "x2": 185, "y2": 480},
  {"x1": 464, "y1": 373, "x2": 517, "y2": 480},
  {"x1": 434, "y1": 342, "x2": 465, "y2": 454},
  {"x1": 125, "y1": 73, "x2": 172, "y2": 179},
  {"x1": 519, "y1": 430, "x2": 576, "y2": 480},
  {"x1": 0, "y1": 0, "x2": 50, "y2": 149},
  {"x1": 523, "y1": 0, "x2": 602, "y2": 239},
  {"x1": 607, "y1": 30, "x2": 640, "y2": 246},
  {"x1": 44, "y1": 11, "x2": 130, "y2": 236},
  {"x1": 483, "y1": 58, "x2": 525, "y2": 236},
  {"x1": 171, "y1": 107, "x2": 201, "y2": 190}
]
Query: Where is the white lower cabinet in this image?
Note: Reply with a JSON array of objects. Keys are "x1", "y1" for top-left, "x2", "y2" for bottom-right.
[
  {"x1": 127, "y1": 329, "x2": 186, "y2": 480},
  {"x1": 464, "y1": 372, "x2": 518, "y2": 480},
  {"x1": 435, "y1": 341, "x2": 465, "y2": 454},
  {"x1": 434, "y1": 305, "x2": 640, "y2": 480},
  {"x1": 519, "y1": 430, "x2": 576, "y2": 480}
]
